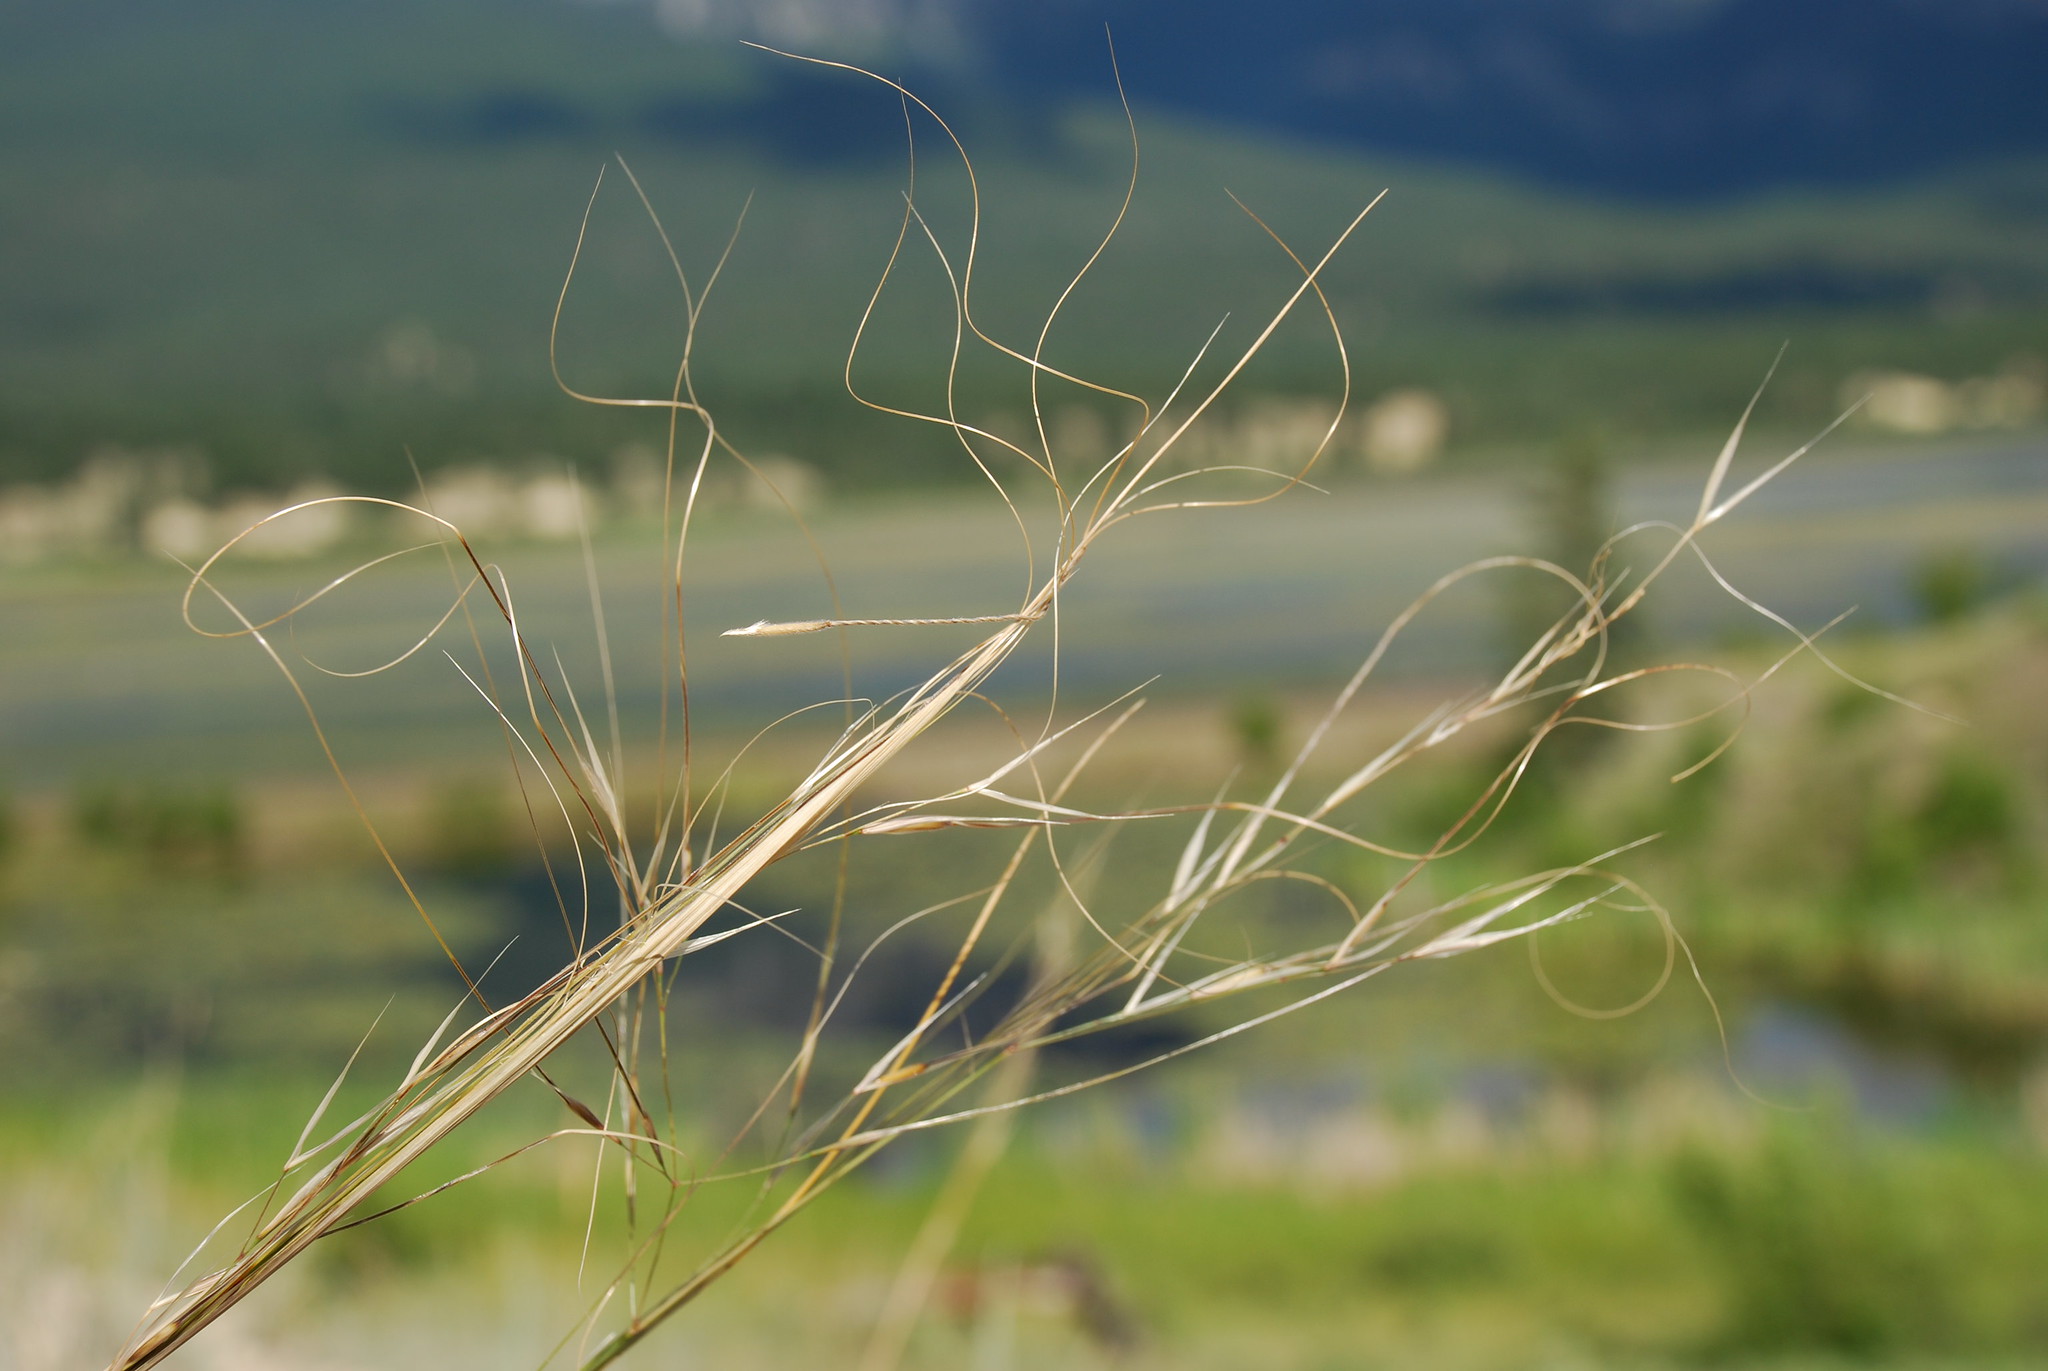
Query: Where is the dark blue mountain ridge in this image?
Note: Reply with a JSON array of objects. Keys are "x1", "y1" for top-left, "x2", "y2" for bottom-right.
[
  {"x1": 957, "y1": 0, "x2": 2048, "y2": 197},
  {"x1": 6, "y1": 0, "x2": 2044, "y2": 199},
  {"x1": 390, "y1": 0, "x2": 2048, "y2": 196}
]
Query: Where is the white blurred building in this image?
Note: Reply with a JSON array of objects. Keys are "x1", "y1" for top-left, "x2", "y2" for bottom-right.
[
  {"x1": 1843, "y1": 360, "x2": 2044, "y2": 435},
  {"x1": 1358, "y1": 387, "x2": 1450, "y2": 475}
]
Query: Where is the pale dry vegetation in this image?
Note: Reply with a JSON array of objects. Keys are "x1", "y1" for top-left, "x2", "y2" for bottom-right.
[{"x1": 107, "y1": 53, "x2": 1871, "y2": 1371}]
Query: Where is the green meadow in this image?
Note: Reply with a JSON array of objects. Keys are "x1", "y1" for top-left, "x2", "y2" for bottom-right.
[{"x1": 4, "y1": 437, "x2": 2046, "y2": 1366}]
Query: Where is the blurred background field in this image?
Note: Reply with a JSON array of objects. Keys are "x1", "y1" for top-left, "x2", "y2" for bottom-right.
[{"x1": 3, "y1": 2, "x2": 2048, "y2": 1368}]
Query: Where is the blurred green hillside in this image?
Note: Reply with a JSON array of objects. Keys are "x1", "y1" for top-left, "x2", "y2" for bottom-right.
[{"x1": 3, "y1": 0, "x2": 2045, "y2": 497}]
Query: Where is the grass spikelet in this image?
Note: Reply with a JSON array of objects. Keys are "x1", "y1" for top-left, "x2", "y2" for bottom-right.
[{"x1": 111, "y1": 51, "x2": 1845, "y2": 1371}]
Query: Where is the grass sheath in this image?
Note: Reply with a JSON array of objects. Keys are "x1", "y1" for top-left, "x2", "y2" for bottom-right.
[{"x1": 111, "y1": 53, "x2": 1848, "y2": 1371}]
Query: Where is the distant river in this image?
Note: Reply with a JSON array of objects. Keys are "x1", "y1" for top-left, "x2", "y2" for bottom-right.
[{"x1": 1, "y1": 432, "x2": 2041, "y2": 784}]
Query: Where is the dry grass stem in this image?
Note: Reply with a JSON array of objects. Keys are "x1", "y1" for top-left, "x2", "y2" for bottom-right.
[{"x1": 113, "y1": 53, "x2": 1839, "y2": 1371}]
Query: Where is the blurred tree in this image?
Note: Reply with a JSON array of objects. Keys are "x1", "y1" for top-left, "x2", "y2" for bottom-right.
[
  {"x1": 71, "y1": 782, "x2": 243, "y2": 875},
  {"x1": 1912, "y1": 547, "x2": 1996, "y2": 624},
  {"x1": 424, "y1": 777, "x2": 517, "y2": 876},
  {"x1": 1227, "y1": 691, "x2": 1283, "y2": 774}
]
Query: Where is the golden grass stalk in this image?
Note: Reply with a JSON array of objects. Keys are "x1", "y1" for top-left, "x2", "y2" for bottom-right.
[{"x1": 113, "y1": 51, "x2": 1850, "y2": 1371}]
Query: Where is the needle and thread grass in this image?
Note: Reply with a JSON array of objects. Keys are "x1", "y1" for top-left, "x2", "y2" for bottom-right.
[{"x1": 111, "y1": 50, "x2": 1866, "y2": 1371}]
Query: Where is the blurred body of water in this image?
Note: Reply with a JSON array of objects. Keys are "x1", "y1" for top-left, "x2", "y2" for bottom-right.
[{"x1": 1, "y1": 433, "x2": 2042, "y2": 784}]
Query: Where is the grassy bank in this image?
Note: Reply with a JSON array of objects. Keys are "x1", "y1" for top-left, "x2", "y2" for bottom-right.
[{"x1": 8, "y1": 1067, "x2": 2048, "y2": 1370}]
